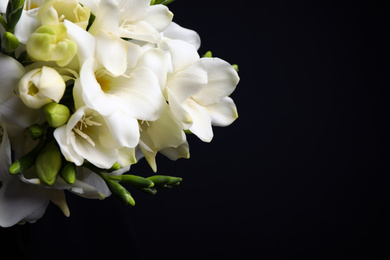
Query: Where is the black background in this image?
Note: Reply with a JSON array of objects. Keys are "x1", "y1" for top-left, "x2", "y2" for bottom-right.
[{"x1": 1, "y1": 1, "x2": 388, "y2": 259}]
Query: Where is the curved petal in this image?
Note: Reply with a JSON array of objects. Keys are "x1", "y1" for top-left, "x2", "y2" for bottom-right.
[
  {"x1": 0, "y1": 177, "x2": 49, "y2": 227},
  {"x1": 117, "y1": 0, "x2": 150, "y2": 21},
  {"x1": 64, "y1": 19, "x2": 96, "y2": 65},
  {"x1": 88, "y1": 0, "x2": 120, "y2": 36},
  {"x1": 104, "y1": 111, "x2": 140, "y2": 148},
  {"x1": 0, "y1": 53, "x2": 25, "y2": 104},
  {"x1": 207, "y1": 96, "x2": 238, "y2": 126},
  {"x1": 115, "y1": 67, "x2": 165, "y2": 121},
  {"x1": 182, "y1": 99, "x2": 213, "y2": 143},
  {"x1": 54, "y1": 125, "x2": 85, "y2": 166},
  {"x1": 166, "y1": 59, "x2": 207, "y2": 103},
  {"x1": 137, "y1": 48, "x2": 168, "y2": 90},
  {"x1": 119, "y1": 20, "x2": 161, "y2": 43},
  {"x1": 14, "y1": 9, "x2": 40, "y2": 44},
  {"x1": 144, "y1": 5, "x2": 173, "y2": 32},
  {"x1": 163, "y1": 22, "x2": 201, "y2": 50},
  {"x1": 95, "y1": 32, "x2": 127, "y2": 76},
  {"x1": 192, "y1": 58, "x2": 240, "y2": 106},
  {"x1": 0, "y1": 95, "x2": 42, "y2": 128},
  {"x1": 165, "y1": 39, "x2": 200, "y2": 73},
  {"x1": 0, "y1": 124, "x2": 11, "y2": 183}
]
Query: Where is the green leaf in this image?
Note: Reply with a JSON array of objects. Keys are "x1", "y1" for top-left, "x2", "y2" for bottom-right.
[
  {"x1": 6, "y1": 0, "x2": 25, "y2": 32},
  {"x1": 152, "y1": 0, "x2": 175, "y2": 5}
]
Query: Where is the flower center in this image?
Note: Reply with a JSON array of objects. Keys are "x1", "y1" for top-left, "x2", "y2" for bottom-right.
[
  {"x1": 96, "y1": 71, "x2": 112, "y2": 93},
  {"x1": 72, "y1": 115, "x2": 102, "y2": 147},
  {"x1": 28, "y1": 83, "x2": 39, "y2": 95},
  {"x1": 25, "y1": 0, "x2": 39, "y2": 10}
]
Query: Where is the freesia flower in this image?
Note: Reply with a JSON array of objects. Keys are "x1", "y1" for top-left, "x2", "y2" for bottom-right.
[
  {"x1": 54, "y1": 106, "x2": 120, "y2": 169},
  {"x1": 18, "y1": 66, "x2": 66, "y2": 109}
]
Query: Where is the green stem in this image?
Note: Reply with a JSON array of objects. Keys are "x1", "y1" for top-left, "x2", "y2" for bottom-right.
[{"x1": 0, "y1": 15, "x2": 8, "y2": 31}]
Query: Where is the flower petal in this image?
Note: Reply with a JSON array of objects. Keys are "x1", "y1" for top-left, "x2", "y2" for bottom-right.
[
  {"x1": 182, "y1": 99, "x2": 213, "y2": 142},
  {"x1": 163, "y1": 22, "x2": 201, "y2": 50},
  {"x1": 0, "y1": 177, "x2": 49, "y2": 227},
  {"x1": 165, "y1": 39, "x2": 200, "y2": 73},
  {"x1": 166, "y1": 59, "x2": 207, "y2": 103},
  {"x1": 0, "y1": 53, "x2": 24, "y2": 104},
  {"x1": 117, "y1": 0, "x2": 150, "y2": 21},
  {"x1": 207, "y1": 97, "x2": 239, "y2": 126},
  {"x1": 143, "y1": 5, "x2": 173, "y2": 32},
  {"x1": 192, "y1": 58, "x2": 240, "y2": 106},
  {"x1": 0, "y1": 124, "x2": 11, "y2": 183},
  {"x1": 104, "y1": 111, "x2": 140, "y2": 148},
  {"x1": 137, "y1": 48, "x2": 168, "y2": 91},
  {"x1": 95, "y1": 32, "x2": 127, "y2": 76},
  {"x1": 64, "y1": 19, "x2": 96, "y2": 65}
]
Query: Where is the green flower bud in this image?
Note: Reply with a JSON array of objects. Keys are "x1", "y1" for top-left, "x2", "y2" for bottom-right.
[
  {"x1": 60, "y1": 163, "x2": 76, "y2": 184},
  {"x1": 28, "y1": 124, "x2": 46, "y2": 140},
  {"x1": 147, "y1": 175, "x2": 182, "y2": 188},
  {"x1": 43, "y1": 103, "x2": 70, "y2": 127},
  {"x1": 36, "y1": 142, "x2": 62, "y2": 185},
  {"x1": 26, "y1": 24, "x2": 77, "y2": 66},
  {"x1": 104, "y1": 178, "x2": 135, "y2": 206},
  {"x1": 232, "y1": 64, "x2": 239, "y2": 72},
  {"x1": 1, "y1": 32, "x2": 19, "y2": 52},
  {"x1": 9, "y1": 138, "x2": 45, "y2": 175},
  {"x1": 203, "y1": 51, "x2": 213, "y2": 58},
  {"x1": 108, "y1": 174, "x2": 154, "y2": 189}
]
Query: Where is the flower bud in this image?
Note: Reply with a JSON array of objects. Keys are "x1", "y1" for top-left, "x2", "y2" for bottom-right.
[
  {"x1": 28, "y1": 124, "x2": 45, "y2": 140},
  {"x1": 147, "y1": 175, "x2": 182, "y2": 188},
  {"x1": 60, "y1": 163, "x2": 76, "y2": 184},
  {"x1": 18, "y1": 66, "x2": 66, "y2": 109},
  {"x1": 108, "y1": 174, "x2": 154, "y2": 189},
  {"x1": 26, "y1": 24, "x2": 77, "y2": 66},
  {"x1": 39, "y1": 0, "x2": 91, "y2": 29},
  {"x1": 1, "y1": 32, "x2": 19, "y2": 52},
  {"x1": 43, "y1": 102, "x2": 70, "y2": 127},
  {"x1": 35, "y1": 142, "x2": 62, "y2": 185},
  {"x1": 104, "y1": 178, "x2": 135, "y2": 206}
]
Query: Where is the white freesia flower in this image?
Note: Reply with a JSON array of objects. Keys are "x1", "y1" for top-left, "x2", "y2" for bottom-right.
[
  {"x1": 18, "y1": 66, "x2": 66, "y2": 109},
  {"x1": 180, "y1": 58, "x2": 239, "y2": 142},
  {"x1": 54, "y1": 106, "x2": 120, "y2": 169},
  {"x1": 139, "y1": 104, "x2": 188, "y2": 172}
]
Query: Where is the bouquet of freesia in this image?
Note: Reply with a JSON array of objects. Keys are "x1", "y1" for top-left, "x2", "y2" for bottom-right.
[{"x1": 0, "y1": 0, "x2": 239, "y2": 227}]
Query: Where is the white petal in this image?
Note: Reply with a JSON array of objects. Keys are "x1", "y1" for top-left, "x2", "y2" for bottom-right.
[
  {"x1": 96, "y1": 32, "x2": 127, "y2": 76},
  {"x1": 166, "y1": 59, "x2": 207, "y2": 103},
  {"x1": 144, "y1": 5, "x2": 173, "y2": 32},
  {"x1": 163, "y1": 22, "x2": 201, "y2": 50},
  {"x1": 141, "y1": 104, "x2": 186, "y2": 150},
  {"x1": 167, "y1": 88, "x2": 193, "y2": 129},
  {"x1": 117, "y1": 0, "x2": 150, "y2": 21},
  {"x1": 182, "y1": 99, "x2": 213, "y2": 142},
  {"x1": 88, "y1": 0, "x2": 120, "y2": 36},
  {"x1": 54, "y1": 177, "x2": 105, "y2": 200},
  {"x1": 46, "y1": 189, "x2": 70, "y2": 217},
  {"x1": 193, "y1": 58, "x2": 240, "y2": 106},
  {"x1": 207, "y1": 97, "x2": 238, "y2": 126},
  {"x1": 14, "y1": 10, "x2": 40, "y2": 44},
  {"x1": 0, "y1": 1, "x2": 7, "y2": 13},
  {"x1": 0, "y1": 124, "x2": 11, "y2": 183},
  {"x1": 116, "y1": 67, "x2": 165, "y2": 121},
  {"x1": 0, "y1": 96, "x2": 42, "y2": 128},
  {"x1": 0, "y1": 53, "x2": 24, "y2": 104},
  {"x1": 79, "y1": 58, "x2": 120, "y2": 116},
  {"x1": 0, "y1": 177, "x2": 49, "y2": 227},
  {"x1": 137, "y1": 48, "x2": 168, "y2": 90},
  {"x1": 119, "y1": 20, "x2": 161, "y2": 43},
  {"x1": 165, "y1": 39, "x2": 200, "y2": 73},
  {"x1": 104, "y1": 111, "x2": 140, "y2": 148},
  {"x1": 160, "y1": 141, "x2": 190, "y2": 161},
  {"x1": 80, "y1": 170, "x2": 111, "y2": 197},
  {"x1": 54, "y1": 125, "x2": 85, "y2": 166},
  {"x1": 64, "y1": 19, "x2": 96, "y2": 65}
]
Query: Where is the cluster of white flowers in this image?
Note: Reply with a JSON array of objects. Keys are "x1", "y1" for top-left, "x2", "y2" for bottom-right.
[{"x1": 0, "y1": 0, "x2": 239, "y2": 227}]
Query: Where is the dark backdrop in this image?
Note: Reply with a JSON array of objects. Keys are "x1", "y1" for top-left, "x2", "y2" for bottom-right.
[{"x1": 1, "y1": 1, "x2": 388, "y2": 259}]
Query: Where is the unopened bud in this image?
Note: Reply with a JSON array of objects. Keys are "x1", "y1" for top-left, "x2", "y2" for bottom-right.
[
  {"x1": 60, "y1": 163, "x2": 76, "y2": 184},
  {"x1": 104, "y1": 178, "x2": 135, "y2": 206},
  {"x1": 28, "y1": 124, "x2": 45, "y2": 140},
  {"x1": 109, "y1": 174, "x2": 154, "y2": 189},
  {"x1": 1, "y1": 32, "x2": 19, "y2": 52},
  {"x1": 147, "y1": 175, "x2": 182, "y2": 188},
  {"x1": 43, "y1": 103, "x2": 70, "y2": 127},
  {"x1": 36, "y1": 142, "x2": 62, "y2": 185}
]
